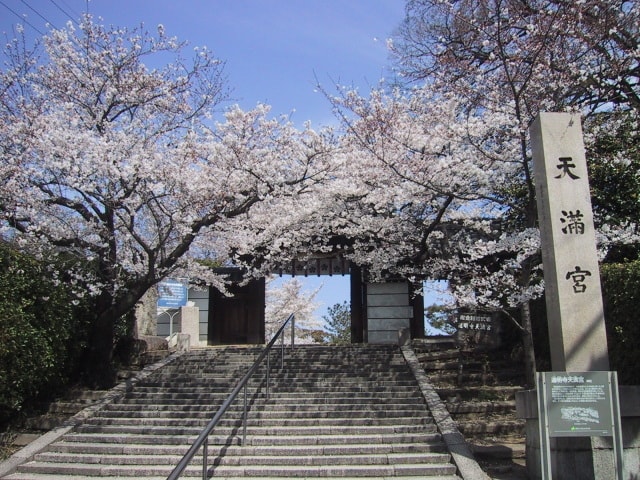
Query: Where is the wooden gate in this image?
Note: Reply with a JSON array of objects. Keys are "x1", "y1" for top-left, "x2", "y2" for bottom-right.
[{"x1": 208, "y1": 277, "x2": 265, "y2": 345}]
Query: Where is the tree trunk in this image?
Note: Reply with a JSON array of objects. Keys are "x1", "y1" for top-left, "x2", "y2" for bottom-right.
[
  {"x1": 83, "y1": 303, "x2": 117, "y2": 389},
  {"x1": 520, "y1": 300, "x2": 537, "y2": 388}
]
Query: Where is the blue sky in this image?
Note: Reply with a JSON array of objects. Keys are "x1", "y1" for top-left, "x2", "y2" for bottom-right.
[
  {"x1": 0, "y1": 0, "x2": 404, "y2": 127},
  {"x1": 0, "y1": 1, "x2": 449, "y2": 328}
]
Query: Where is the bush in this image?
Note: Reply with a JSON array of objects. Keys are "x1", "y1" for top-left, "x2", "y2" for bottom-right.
[
  {"x1": 0, "y1": 243, "x2": 89, "y2": 426},
  {"x1": 601, "y1": 261, "x2": 640, "y2": 385},
  {"x1": 529, "y1": 262, "x2": 640, "y2": 384}
]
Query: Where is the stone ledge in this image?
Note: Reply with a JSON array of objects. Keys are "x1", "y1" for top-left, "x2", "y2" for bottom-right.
[{"x1": 401, "y1": 344, "x2": 490, "y2": 480}]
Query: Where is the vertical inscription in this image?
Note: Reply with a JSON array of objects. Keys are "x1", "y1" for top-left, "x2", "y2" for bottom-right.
[{"x1": 531, "y1": 113, "x2": 609, "y2": 372}]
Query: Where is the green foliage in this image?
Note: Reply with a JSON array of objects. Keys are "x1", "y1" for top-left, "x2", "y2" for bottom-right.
[
  {"x1": 600, "y1": 261, "x2": 640, "y2": 385},
  {"x1": 322, "y1": 301, "x2": 351, "y2": 344},
  {"x1": 587, "y1": 112, "x2": 640, "y2": 238},
  {"x1": 0, "y1": 243, "x2": 89, "y2": 425}
]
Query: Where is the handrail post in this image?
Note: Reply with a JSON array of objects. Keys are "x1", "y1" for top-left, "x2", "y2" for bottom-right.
[
  {"x1": 266, "y1": 350, "x2": 270, "y2": 400},
  {"x1": 202, "y1": 437, "x2": 208, "y2": 480},
  {"x1": 280, "y1": 330, "x2": 285, "y2": 371},
  {"x1": 242, "y1": 383, "x2": 248, "y2": 447},
  {"x1": 291, "y1": 315, "x2": 295, "y2": 350}
]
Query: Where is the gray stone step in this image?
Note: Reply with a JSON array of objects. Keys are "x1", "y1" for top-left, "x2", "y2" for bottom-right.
[
  {"x1": 33, "y1": 451, "x2": 452, "y2": 467},
  {"x1": 48, "y1": 441, "x2": 448, "y2": 456},
  {"x1": 127, "y1": 383, "x2": 421, "y2": 394},
  {"x1": 85, "y1": 416, "x2": 433, "y2": 428},
  {"x1": 4, "y1": 476, "x2": 460, "y2": 480},
  {"x1": 59, "y1": 431, "x2": 446, "y2": 447},
  {"x1": 97, "y1": 407, "x2": 429, "y2": 420},
  {"x1": 75, "y1": 423, "x2": 437, "y2": 437},
  {"x1": 119, "y1": 390, "x2": 424, "y2": 402},
  {"x1": 12, "y1": 461, "x2": 459, "y2": 477},
  {"x1": 4, "y1": 345, "x2": 464, "y2": 479}
]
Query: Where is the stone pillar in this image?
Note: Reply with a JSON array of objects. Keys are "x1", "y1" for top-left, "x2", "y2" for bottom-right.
[
  {"x1": 523, "y1": 112, "x2": 614, "y2": 479},
  {"x1": 531, "y1": 112, "x2": 609, "y2": 371},
  {"x1": 180, "y1": 305, "x2": 202, "y2": 348}
]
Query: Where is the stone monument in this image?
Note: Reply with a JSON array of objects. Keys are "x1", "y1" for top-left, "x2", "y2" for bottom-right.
[
  {"x1": 531, "y1": 112, "x2": 609, "y2": 372},
  {"x1": 516, "y1": 113, "x2": 640, "y2": 479}
]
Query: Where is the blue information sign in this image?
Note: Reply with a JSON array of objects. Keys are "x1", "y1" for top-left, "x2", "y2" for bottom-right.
[{"x1": 157, "y1": 279, "x2": 188, "y2": 308}]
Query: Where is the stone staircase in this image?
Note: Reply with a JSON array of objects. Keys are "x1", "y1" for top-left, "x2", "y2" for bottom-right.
[
  {"x1": 1, "y1": 344, "x2": 466, "y2": 479},
  {"x1": 411, "y1": 340, "x2": 527, "y2": 478}
]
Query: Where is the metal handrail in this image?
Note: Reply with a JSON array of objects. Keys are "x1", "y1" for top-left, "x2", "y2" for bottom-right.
[{"x1": 166, "y1": 313, "x2": 295, "y2": 480}]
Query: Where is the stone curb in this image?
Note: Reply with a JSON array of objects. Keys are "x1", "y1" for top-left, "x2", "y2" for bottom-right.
[
  {"x1": 0, "y1": 350, "x2": 185, "y2": 478},
  {"x1": 401, "y1": 344, "x2": 490, "y2": 480}
]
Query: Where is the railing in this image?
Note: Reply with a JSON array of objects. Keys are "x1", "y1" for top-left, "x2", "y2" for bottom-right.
[{"x1": 166, "y1": 314, "x2": 296, "y2": 480}]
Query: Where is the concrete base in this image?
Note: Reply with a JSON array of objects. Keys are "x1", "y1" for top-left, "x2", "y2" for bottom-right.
[
  {"x1": 179, "y1": 306, "x2": 207, "y2": 348},
  {"x1": 516, "y1": 386, "x2": 640, "y2": 479}
]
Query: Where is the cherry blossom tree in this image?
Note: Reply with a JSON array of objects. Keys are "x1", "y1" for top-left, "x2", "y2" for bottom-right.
[
  {"x1": 303, "y1": 0, "x2": 638, "y2": 385},
  {"x1": 265, "y1": 276, "x2": 323, "y2": 343},
  {"x1": 365, "y1": 0, "x2": 639, "y2": 385},
  {"x1": 0, "y1": 18, "x2": 332, "y2": 387}
]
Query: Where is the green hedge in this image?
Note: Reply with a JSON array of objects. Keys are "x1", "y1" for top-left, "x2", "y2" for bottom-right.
[
  {"x1": 529, "y1": 262, "x2": 640, "y2": 385},
  {"x1": 0, "y1": 243, "x2": 89, "y2": 426},
  {"x1": 601, "y1": 260, "x2": 640, "y2": 385}
]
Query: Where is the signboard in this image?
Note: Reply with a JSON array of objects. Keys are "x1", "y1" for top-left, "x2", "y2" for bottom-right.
[
  {"x1": 537, "y1": 371, "x2": 624, "y2": 479},
  {"x1": 457, "y1": 313, "x2": 493, "y2": 331},
  {"x1": 542, "y1": 371, "x2": 613, "y2": 437},
  {"x1": 456, "y1": 312, "x2": 501, "y2": 349},
  {"x1": 157, "y1": 279, "x2": 188, "y2": 309}
]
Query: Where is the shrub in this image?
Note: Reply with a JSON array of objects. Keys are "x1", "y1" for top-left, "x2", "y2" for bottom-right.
[
  {"x1": 0, "y1": 243, "x2": 89, "y2": 426},
  {"x1": 600, "y1": 261, "x2": 640, "y2": 385}
]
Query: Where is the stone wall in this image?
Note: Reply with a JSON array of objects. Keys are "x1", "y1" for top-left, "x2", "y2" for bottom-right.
[{"x1": 366, "y1": 282, "x2": 412, "y2": 344}]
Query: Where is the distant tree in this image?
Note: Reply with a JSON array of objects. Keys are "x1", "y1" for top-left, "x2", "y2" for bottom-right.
[
  {"x1": 586, "y1": 111, "x2": 640, "y2": 257},
  {"x1": 425, "y1": 304, "x2": 456, "y2": 335},
  {"x1": 323, "y1": 301, "x2": 351, "y2": 344},
  {"x1": 600, "y1": 260, "x2": 640, "y2": 384},
  {"x1": 265, "y1": 277, "x2": 323, "y2": 344}
]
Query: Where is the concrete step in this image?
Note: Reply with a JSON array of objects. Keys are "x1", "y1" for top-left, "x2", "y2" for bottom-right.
[
  {"x1": 97, "y1": 407, "x2": 429, "y2": 419},
  {"x1": 11, "y1": 461, "x2": 459, "y2": 477},
  {"x1": 5, "y1": 475, "x2": 460, "y2": 480},
  {"x1": 49, "y1": 441, "x2": 448, "y2": 456},
  {"x1": 75, "y1": 423, "x2": 438, "y2": 437},
  {"x1": 127, "y1": 383, "x2": 422, "y2": 393},
  {"x1": 60, "y1": 431, "x2": 446, "y2": 447},
  {"x1": 4, "y1": 345, "x2": 466, "y2": 479},
  {"x1": 33, "y1": 451, "x2": 453, "y2": 467},
  {"x1": 119, "y1": 390, "x2": 425, "y2": 402},
  {"x1": 82, "y1": 416, "x2": 434, "y2": 429}
]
